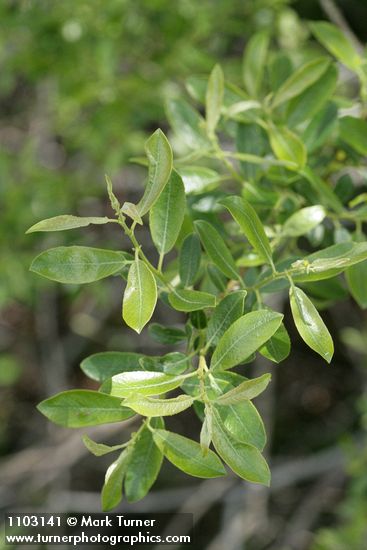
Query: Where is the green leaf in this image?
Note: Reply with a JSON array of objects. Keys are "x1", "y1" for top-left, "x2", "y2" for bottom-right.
[
  {"x1": 302, "y1": 277, "x2": 348, "y2": 303},
  {"x1": 214, "y1": 400, "x2": 266, "y2": 450},
  {"x1": 236, "y1": 122, "x2": 267, "y2": 181},
  {"x1": 303, "y1": 103, "x2": 338, "y2": 153},
  {"x1": 124, "y1": 418, "x2": 164, "y2": 502},
  {"x1": 259, "y1": 323, "x2": 291, "y2": 363},
  {"x1": 109, "y1": 371, "x2": 186, "y2": 397},
  {"x1": 272, "y1": 57, "x2": 330, "y2": 108},
  {"x1": 82, "y1": 435, "x2": 126, "y2": 457},
  {"x1": 339, "y1": 116, "x2": 367, "y2": 156},
  {"x1": 242, "y1": 32, "x2": 269, "y2": 97},
  {"x1": 206, "y1": 64, "x2": 224, "y2": 136},
  {"x1": 211, "y1": 408, "x2": 270, "y2": 485},
  {"x1": 283, "y1": 205, "x2": 326, "y2": 237},
  {"x1": 169, "y1": 289, "x2": 216, "y2": 312},
  {"x1": 268, "y1": 126, "x2": 307, "y2": 168},
  {"x1": 166, "y1": 98, "x2": 209, "y2": 150},
  {"x1": 194, "y1": 220, "x2": 239, "y2": 279},
  {"x1": 206, "y1": 291, "x2": 247, "y2": 347},
  {"x1": 225, "y1": 100, "x2": 261, "y2": 118},
  {"x1": 105, "y1": 175, "x2": 120, "y2": 213},
  {"x1": 102, "y1": 449, "x2": 130, "y2": 511},
  {"x1": 346, "y1": 259, "x2": 367, "y2": 309},
  {"x1": 301, "y1": 167, "x2": 343, "y2": 213},
  {"x1": 150, "y1": 171, "x2": 186, "y2": 254},
  {"x1": 183, "y1": 371, "x2": 246, "y2": 400},
  {"x1": 289, "y1": 286, "x2": 334, "y2": 363},
  {"x1": 120, "y1": 202, "x2": 143, "y2": 225},
  {"x1": 177, "y1": 166, "x2": 221, "y2": 194},
  {"x1": 123, "y1": 394, "x2": 194, "y2": 417},
  {"x1": 198, "y1": 374, "x2": 266, "y2": 450},
  {"x1": 215, "y1": 374, "x2": 271, "y2": 405},
  {"x1": 122, "y1": 260, "x2": 157, "y2": 333},
  {"x1": 190, "y1": 310, "x2": 207, "y2": 329},
  {"x1": 37, "y1": 390, "x2": 135, "y2": 428},
  {"x1": 137, "y1": 129, "x2": 173, "y2": 216},
  {"x1": 286, "y1": 65, "x2": 337, "y2": 127},
  {"x1": 219, "y1": 195, "x2": 273, "y2": 267},
  {"x1": 200, "y1": 406, "x2": 213, "y2": 454},
  {"x1": 310, "y1": 21, "x2": 361, "y2": 71},
  {"x1": 179, "y1": 233, "x2": 201, "y2": 286},
  {"x1": 148, "y1": 323, "x2": 187, "y2": 345},
  {"x1": 140, "y1": 352, "x2": 189, "y2": 375},
  {"x1": 268, "y1": 52, "x2": 293, "y2": 91},
  {"x1": 292, "y1": 242, "x2": 367, "y2": 282},
  {"x1": 210, "y1": 310, "x2": 283, "y2": 371},
  {"x1": 237, "y1": 252, "x2": 264, "y2": 268},
  {"x1": 152, "y1": 429, "x2": 226, "y2": 478},
  {"x1": 80, "y1": 352, "x2": 144, "y2": 383},
  {"x1": 26, "y1": 215, "x2": 110, "y2": 233},
  {"x1": 207, "y1": 265, "x2": 227, "y2": 292},
  {"x1": 185, "y1": 74, "x2": 208, "y2": 103},
  {"x1": 30, "y1": 246, "x2": 130, "y2": 284}
]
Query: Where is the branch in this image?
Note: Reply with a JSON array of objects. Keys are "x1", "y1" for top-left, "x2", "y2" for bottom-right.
[
  {"x1": 205, "y1": 443, "x2": 348, "y2": 550},
  {"x1": 0, "y1": 420, "x2": 137, "y2": 505}
]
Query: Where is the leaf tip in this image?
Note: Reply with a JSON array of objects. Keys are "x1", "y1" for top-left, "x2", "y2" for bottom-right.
[
  {"x1": 324, "y1": 351, "x2": 333, "y2": 364},
  {"x1": 263, "y1": 476, "x2": 271, "y2": 487},
  {"x1": 36, "y1": 400, "x2": 47, "y2": 418}
]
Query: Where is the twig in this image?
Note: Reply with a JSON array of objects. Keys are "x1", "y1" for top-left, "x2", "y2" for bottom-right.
[
  {"x1": 274, "y1": 471, "x2": 344, "y2": 550},
  {"x1": 208, "y1": 483, "x2": 269, "y2": 550}
]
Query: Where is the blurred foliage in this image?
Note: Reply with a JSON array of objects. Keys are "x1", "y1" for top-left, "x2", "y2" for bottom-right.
[
  {"x1": 311, "y1": 398, "x2": 367, "y2": 550},
  {"x1": 0, "y1": 0, "x2": 292, "y2": 305},
  {"x1": 312, "y1": 328, "x2": 367, "y2": 549}
]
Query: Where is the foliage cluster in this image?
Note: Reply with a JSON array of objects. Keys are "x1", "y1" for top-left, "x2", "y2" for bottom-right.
[{"x1": 28, "y1": 20, "x2": 367, "y2": 510}]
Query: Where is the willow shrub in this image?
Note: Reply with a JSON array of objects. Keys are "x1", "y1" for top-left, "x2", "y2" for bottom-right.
[{"x1": 28, "y1": 22, "x2": 367, "y2": 510}]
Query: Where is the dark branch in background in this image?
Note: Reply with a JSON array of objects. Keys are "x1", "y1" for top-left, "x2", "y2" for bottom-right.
[
  {"x1": 35, "y1": 290, "x2": 68, "y2": 398},
  {"x1": 273, "y1": 471, "x2": 344, "y2": 550},
  {"x1": 0, "y1": 420, "x2": 353, "y2": 505},
  {"x1": 151, "y1": 439, "x2": 350, "y2": 550},
  {"x1": 319, "y1": 0, "x2": 364, "y2": 53},
  {"x1": 205, "y1": 446, "x2": 347, "y2": 550},
  {"x1": 0, "y1": 421, "x2": 137, "y2": 509}
]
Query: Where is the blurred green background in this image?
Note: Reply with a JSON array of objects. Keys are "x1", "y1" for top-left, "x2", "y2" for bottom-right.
[{"x1": 1, "y1": 1, "x2": 367, "y2": 549}]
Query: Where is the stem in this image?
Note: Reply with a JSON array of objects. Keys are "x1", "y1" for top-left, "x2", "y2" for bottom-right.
[
  {"x1": 198, "y1": 355, "x2": 209, "y2": 402},
  {"x1": 255, "y1": 289, "x2": 263, "y2": 308},
  {"x1": 158, "y1": 253, "x2": 164, "y2": 272},
  {"x1": 356, "y1": 219, "x2": 363, "y2": 240},
  {"x1": 117, "y1": 214, "x2": 174, "y2": 290},
  {"x1": 247, "y1": 265, "x2": 301, "y2": 293},
  {"x1": 285, "y1": 270, "x2": 295, "y2": 289}
]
